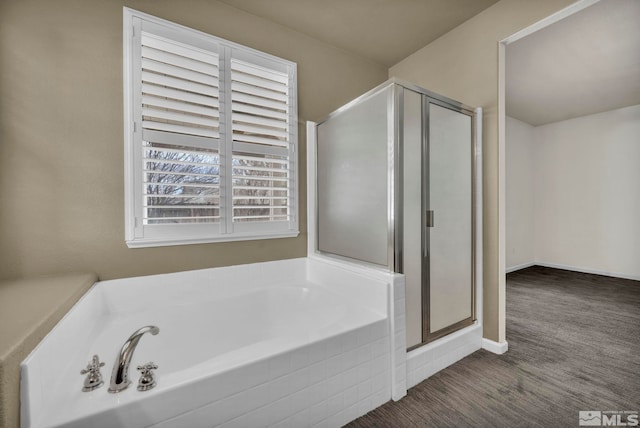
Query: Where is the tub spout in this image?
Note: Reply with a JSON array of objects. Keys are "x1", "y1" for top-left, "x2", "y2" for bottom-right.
[{"x1": 108, "y1": 325, "x2": 159, "y2": 393}]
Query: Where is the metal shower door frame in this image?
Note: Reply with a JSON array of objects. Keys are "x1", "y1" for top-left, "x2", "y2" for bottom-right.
[
  {"x1": 312, "y1": 78, "x2": 479, "y2": 349},
  {"x1": 418, "y1": 95, "x2": 477, "y2": 346}
]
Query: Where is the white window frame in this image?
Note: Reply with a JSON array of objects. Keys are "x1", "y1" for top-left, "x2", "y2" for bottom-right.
[{"x1": 123, "y1": 8, "x2": 299, "y2": 248}]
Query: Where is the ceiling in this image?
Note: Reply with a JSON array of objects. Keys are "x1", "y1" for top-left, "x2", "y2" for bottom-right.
[
  {"x1": 506, "y1": 0, "x2": 640, "y2": 126},
  {"x1": 219, "y1": 0, "x2": 639, "y2": 126},
  {"x1": 218, "y1": 0, "x2": 499, "y2": 67}
]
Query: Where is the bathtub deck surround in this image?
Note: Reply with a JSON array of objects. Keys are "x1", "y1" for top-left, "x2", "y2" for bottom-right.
[
  {"x1": 0, "y1": 273, "x2": 97, "y2": 428},
  {"x1": 20, "y1": 257, "x2": 406, "y2": 428}
]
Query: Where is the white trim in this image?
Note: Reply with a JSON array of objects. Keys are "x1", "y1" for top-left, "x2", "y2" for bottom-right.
[
  {"x1": 535, "y1": 262, "x2": 640, "y2": 282},
  {"x1": 502, "y1": 0, "x2": 601, "y2": 44},
  {"x1": 288, "y1": 63, "x2": 299, "y2": 235},
  {"x1": 306, "y1": 121, "x2": 318, "y2": 258},
  {"x1": 474, "y1": 107, "x2": 484, "y2": 330},
  {"x1": 498, "y1": 0, "x2": 602, "y2": 347},
  {"x1": 498, "y1": 43, "x2": 507, "y2": 344},
  {"x1": 481, "y1": 338, "x2": 509, "y2": 355},
  {"x1": 126, "y1": 230, "x2": 298, "y2": 248},
  {"x1": 506, "y1": 262, "x2": 639, "y2": 280},
  {"x1": 505, "y1": 262, "x2": 535, "y2": 274},
  {"x1": 123, "y1": 10, "x2": 136, "y2": 243}
]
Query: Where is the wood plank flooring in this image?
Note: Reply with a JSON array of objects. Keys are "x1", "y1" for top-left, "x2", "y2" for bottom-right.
[{"x1": 347, "y1": 266, "x2": 640, "y2": 427}]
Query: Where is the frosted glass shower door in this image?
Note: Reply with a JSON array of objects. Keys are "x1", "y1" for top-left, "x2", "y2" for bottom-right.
[
  {"x1": 316, "y1": 87, "x2": 392, "y2": 267},
  {"x1": 426, "y1": 101, "x2": 474, "y2": 339}
]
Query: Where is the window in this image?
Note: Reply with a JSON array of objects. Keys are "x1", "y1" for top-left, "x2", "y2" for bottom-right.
[{"x1": 123, "y1": 8, "x2": 298, "y2": 247}]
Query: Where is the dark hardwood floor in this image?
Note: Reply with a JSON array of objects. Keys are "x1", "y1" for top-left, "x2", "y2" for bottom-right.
[{"x1": 347, "y1": 266, "x2": 640, "y2": 427}]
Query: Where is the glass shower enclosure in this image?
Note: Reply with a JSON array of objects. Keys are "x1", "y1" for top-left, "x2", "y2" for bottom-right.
[{"x1": 313, "y1": 79, "x2": 481, "y2": 349}]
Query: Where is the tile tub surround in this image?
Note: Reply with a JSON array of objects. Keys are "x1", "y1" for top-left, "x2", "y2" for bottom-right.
[
  {"x1": 0, "y1": 273, "x2": 97, "y2": 428},
  {"x1": 390, "y1": 277, "x2": 407, "y2": 400},
  {"x1": 151, "y1": 320, "x2": 390, "y2": 428},
  {"x1": 21, "y1": 257, "x2": 406, "y2": 428}
]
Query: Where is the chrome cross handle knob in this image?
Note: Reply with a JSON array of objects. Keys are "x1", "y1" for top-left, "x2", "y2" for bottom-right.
[
  {"x1": 136, "y1": 362, "x2": 158, "y2": 391},
  {"x1": 80, "y1": 355, "x2": 105, "y2": 392}
]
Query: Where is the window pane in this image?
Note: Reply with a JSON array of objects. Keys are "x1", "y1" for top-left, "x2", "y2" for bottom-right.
[
  {"x1": 143, "y1": 141, "x2": 220, "y2": 224},
  {"x1": 232, "y1": 152, "x2": 290, "y2": 223}
]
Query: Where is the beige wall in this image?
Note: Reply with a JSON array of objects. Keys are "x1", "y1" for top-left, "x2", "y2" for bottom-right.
[
  {"x1": 506, "y1": 116, "x2": 536, "y2": 271},
  {"x1": 389, "y1": 0, "x2": 576, "y2": 341},
  {"x1": 0, "y1": 0, "x2": 589, "y2": 343},
  {"x1": 0, "y1": 0, "x2": 387, "y2": 281}
]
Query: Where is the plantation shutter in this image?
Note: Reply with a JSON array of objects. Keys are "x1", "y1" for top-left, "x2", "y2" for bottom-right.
[
  {"x1": 139, "y1": 28, "x2": 221, "y2": 227},
  {"x1": 125, "y1": 9, "x2": 298, "y2": 247},
  {"x1": 230, "y1": 59, "x2": 294, "y2": 227}
]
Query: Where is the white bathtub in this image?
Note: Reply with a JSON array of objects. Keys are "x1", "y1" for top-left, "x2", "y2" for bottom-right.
[{"x1": 21, "y1": 257, "x2": 406, "y2": 428}]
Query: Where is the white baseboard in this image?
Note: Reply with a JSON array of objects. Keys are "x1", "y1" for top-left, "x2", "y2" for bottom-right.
[
  {"x1": 505, "y1": 262, "x2": 535, "y2": 273},
  {"x1": 482, "y1": 338, "x2": 508, "y2": 354},
  {"x1": 535, "y1": 262, "x2": 640, "y2": 281},
  {"x1": 505, "y1": 261, "x2": 640, "y2": 281}
]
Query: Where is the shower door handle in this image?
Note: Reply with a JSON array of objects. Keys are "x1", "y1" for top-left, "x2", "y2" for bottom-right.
[{"x1": 426, "y1": 210, "x2": 434, "y2": 228}]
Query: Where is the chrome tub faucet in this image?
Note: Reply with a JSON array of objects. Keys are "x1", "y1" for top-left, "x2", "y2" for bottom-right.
[{"x1": 108, "y1": 325, "x2": 159, "y2": 393}]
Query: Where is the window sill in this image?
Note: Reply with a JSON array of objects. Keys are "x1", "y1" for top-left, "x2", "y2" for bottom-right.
[{"x1": 126, "y1": 230, "x2": 300, "y2": 248}]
